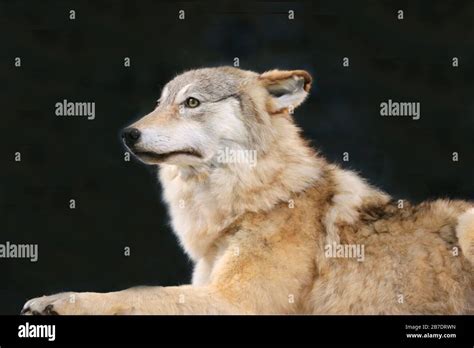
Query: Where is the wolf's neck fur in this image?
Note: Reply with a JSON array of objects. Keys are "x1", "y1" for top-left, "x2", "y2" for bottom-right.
[{"x1": 159, "y1": 116, "x2": 325, "y2": 260}]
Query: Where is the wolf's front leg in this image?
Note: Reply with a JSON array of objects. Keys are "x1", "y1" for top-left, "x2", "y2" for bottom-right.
[{"x1": 21, "y1": 286, "x2": 242, "y2": 315}]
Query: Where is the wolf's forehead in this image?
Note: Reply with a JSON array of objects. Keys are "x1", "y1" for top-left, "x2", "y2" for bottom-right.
[{"x1": 163, "y1": 69, "x2": 242, "y2": 101}]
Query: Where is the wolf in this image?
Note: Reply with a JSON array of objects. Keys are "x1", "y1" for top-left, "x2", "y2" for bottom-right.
[{"x1": 22, "y1": 67, "x2": 474, "y2": 314}]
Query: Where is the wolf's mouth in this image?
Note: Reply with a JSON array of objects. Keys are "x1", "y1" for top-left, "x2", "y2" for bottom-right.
[{"x1": 133, "y1": 149, "x2": 202, "y2": 162}]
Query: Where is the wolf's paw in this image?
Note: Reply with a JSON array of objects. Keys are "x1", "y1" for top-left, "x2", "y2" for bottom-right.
[{"x1": 21, "y1": 292, "x2": 79, "y2": 315}]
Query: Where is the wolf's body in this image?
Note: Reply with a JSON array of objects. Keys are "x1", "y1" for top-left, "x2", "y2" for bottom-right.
[{"x1": 23, "y1": 67, "x2": 474, "y2": 315}]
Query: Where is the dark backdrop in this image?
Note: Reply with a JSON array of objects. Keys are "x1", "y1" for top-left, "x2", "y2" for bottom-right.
[{"x1": 1, "y1": 0, "x2": 473, "y2": 314}]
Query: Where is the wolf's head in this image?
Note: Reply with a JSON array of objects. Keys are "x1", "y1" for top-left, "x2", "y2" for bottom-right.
[{"x1": 122, "y1": 66, "x2": 312, "y2": 167}]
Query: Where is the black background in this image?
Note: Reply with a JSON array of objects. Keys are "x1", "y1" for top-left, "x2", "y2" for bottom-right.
[{"x1": 1, "y1": 0, "x2": 473, "y2": 315}]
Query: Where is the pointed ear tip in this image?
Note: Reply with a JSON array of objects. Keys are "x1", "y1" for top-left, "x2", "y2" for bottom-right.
[
  {"x1": 287, "y1": 70, "x2": 313, "y2": 91},
  {"x1": 259, "y1": 69, "x2": 313, "y2": 92},
  {"x1": 299, "y1": 75, "x2": 312, "y2": 92},
  {"x1": 296, "y1": 70, "x2": 313, "y2": 89}
]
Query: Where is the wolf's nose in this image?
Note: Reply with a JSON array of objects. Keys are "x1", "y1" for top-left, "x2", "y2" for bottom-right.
[{"x1": 122, "y1": 127, "x2": 141, "y2": 146}]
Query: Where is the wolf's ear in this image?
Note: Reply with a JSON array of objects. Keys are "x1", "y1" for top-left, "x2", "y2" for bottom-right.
[{"x1": 259, "y1": 69, "x2": 312, "y2": 112}]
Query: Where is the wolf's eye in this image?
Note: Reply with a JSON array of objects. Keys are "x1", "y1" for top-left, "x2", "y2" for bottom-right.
[{"x1": 185, "y1": 97, "x2": 200, "y2": 108}]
